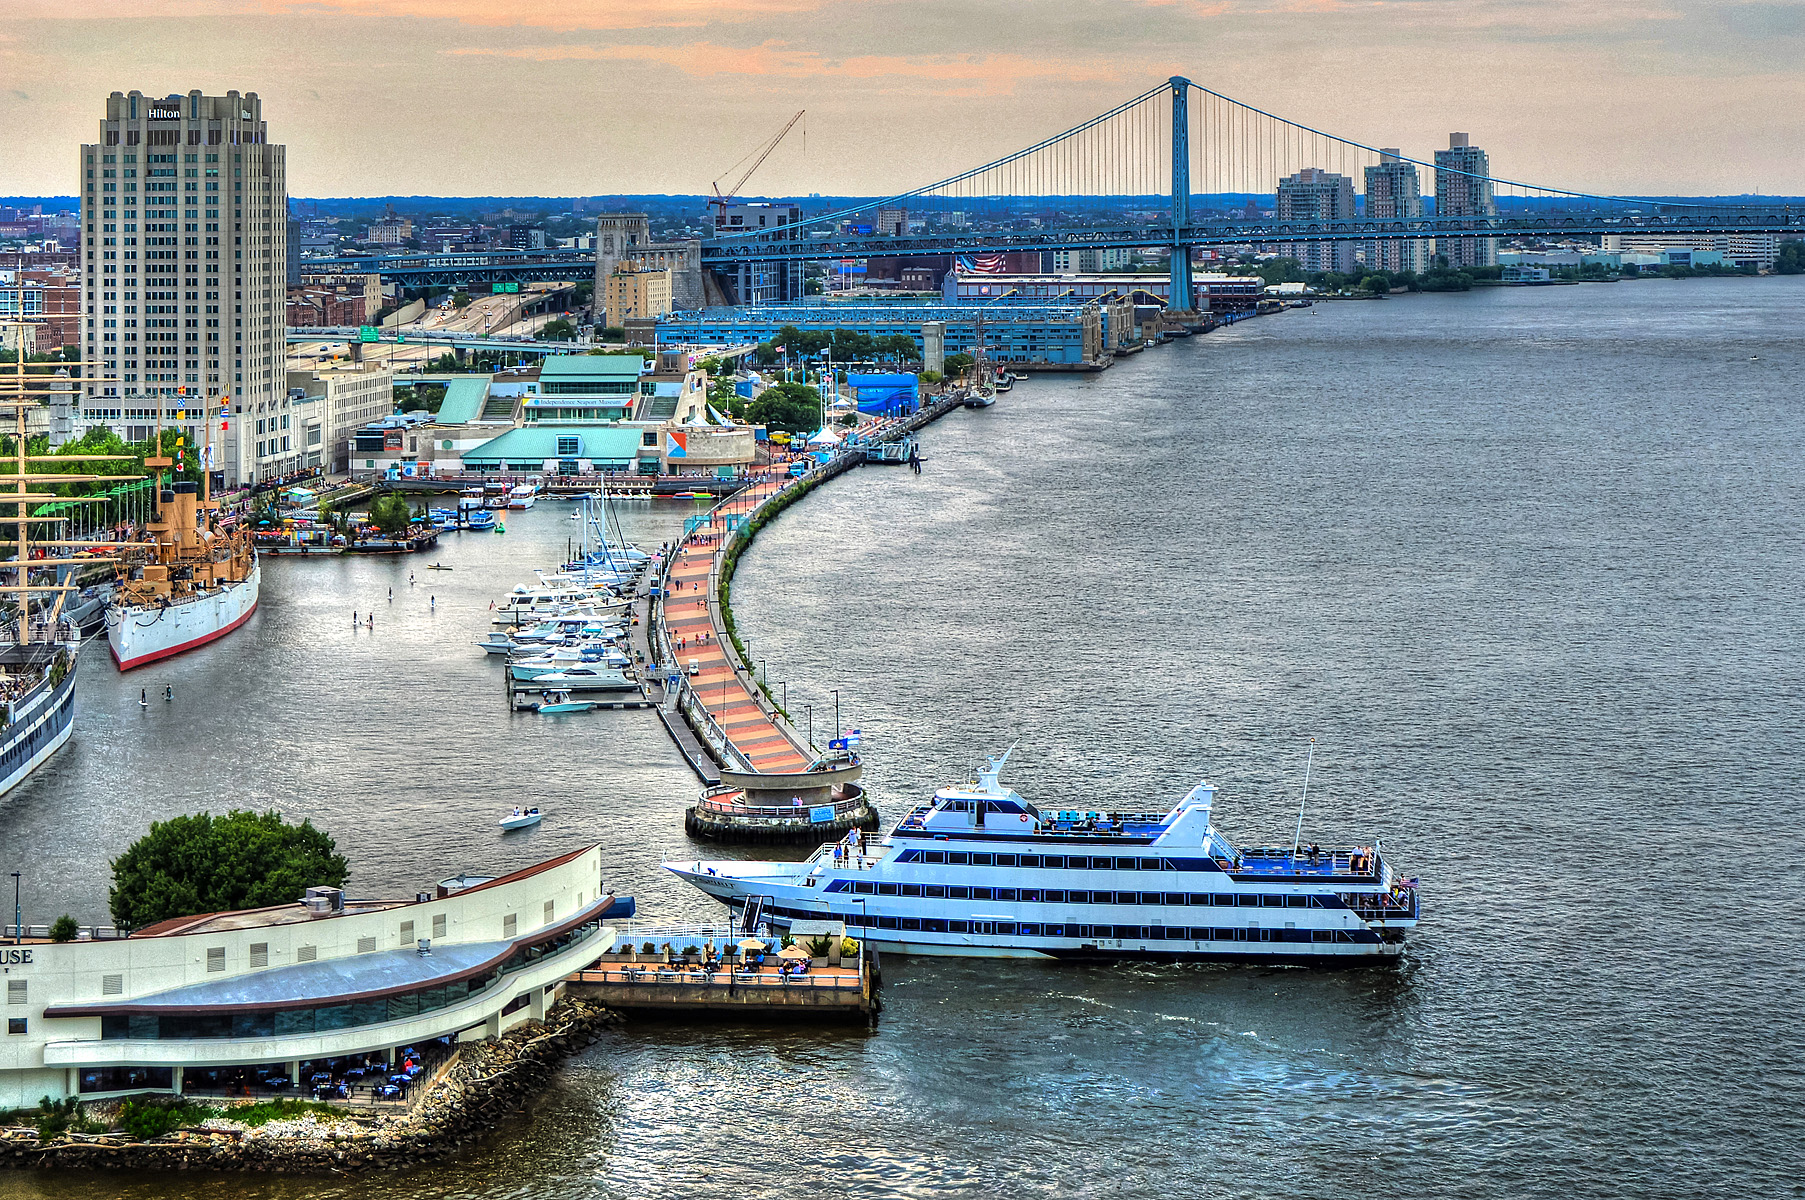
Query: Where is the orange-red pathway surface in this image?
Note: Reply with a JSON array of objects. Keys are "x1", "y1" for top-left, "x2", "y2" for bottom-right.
[{"x1": 662, "y1": 465, "x2": 812, "y2": 775}]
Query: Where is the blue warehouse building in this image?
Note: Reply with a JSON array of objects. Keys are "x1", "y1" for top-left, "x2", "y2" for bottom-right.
[{"x1": 656, "y1": 301, "x2": 1115, "y2": 366}]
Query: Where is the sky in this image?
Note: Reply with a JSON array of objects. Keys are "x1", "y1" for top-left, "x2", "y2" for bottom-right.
[{"x1": 2, "y1": 0, "x2": 1801, "y2": 199}]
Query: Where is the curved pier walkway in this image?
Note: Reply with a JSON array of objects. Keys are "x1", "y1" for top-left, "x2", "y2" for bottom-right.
[
  {"x1": 649, "y1": 392, "x2": 964, "y2": 780},
  {"x1": 657, "y1": 467, "x2": 813, "y2": 775}
]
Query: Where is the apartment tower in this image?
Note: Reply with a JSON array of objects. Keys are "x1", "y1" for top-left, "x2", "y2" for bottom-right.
[
  {"x1": 1363, "y1": 150, "x2": 1424, "y2": 274},
  {"x1": 1276, "y1": 168, "x2": 1357, "y2": 275},
  {"x1": 80, "y1": 90, "x2": 288, "y2": 486},
  {"x1": 1432, "y1": 133, "x2": 1497, "y2": 270}
]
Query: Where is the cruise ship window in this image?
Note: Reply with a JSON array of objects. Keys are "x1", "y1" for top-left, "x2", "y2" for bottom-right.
[
  {"x1": 877, "y1": 884, "x2": 898, "y2": 896},
  {"x1": 1045, "y1": 890, "x2": 1066, "y2": 903},
  {"x1": 922, "y1": 852, "x2": 945, "y2": 865},
  {"x1": 899, "y1": 885, "x2": 921, "y2": 897},
  {"x1": 996, "y1": 888, "x2": 1018, "y2": 902},
  {"x1": 948, "y1": 886, "x2": 970, "y2": 900},
  {"x1": 1115, "y1": 858, "x2": 1140, "y2": 870},
  {"x1": 994, "y1": 854, "x2": 1016, "y2": 868},
  {"x1": 1260, "y1": 896, "x2": 1283, "y2": 908},
  {"x1": 854, "y1": 882, "x2": 875, "y2": 895},
  {"x1": 1021, "y1": 890, "x2": 1041, "y2": 903},
  {"x1": 972, "y1": 887, "x2": 994, "y2": 901},
  {"x1": 947, "y1": 853, "x2": 969, "y2": 865},
  {"x1": 1166, "y1": 893, "x2": 1187, "y2": 906},
  {"x1": 924, "y1": 885, "x2": 946, "y2": 898},
  {"x1": 1019, "y1": 855, "x2": 1041, "y2": 868},
  {"x1": 1285, "y1": 896, "x2": 1308, "y2": 908},
  {"x1": 1042, "y1": 856, "x2": 1065, "y2": 869},
  {"x1": 1139, "y1": 892, "x2": 1162, "y2": 906},
  {"x1": 1236, "y1": 896, "x2": 1258, "y2": 908},
  {"x1": 971, "y1": 853, "x2": 993, "y2": 866}
]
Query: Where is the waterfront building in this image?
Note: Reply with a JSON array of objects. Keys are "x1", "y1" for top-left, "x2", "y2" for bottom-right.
[
  {"x1": 1363, "y1": 150, "x2": 1424, "y2": 274},
  {"x1": 79, "y1": 89, "x2": 287, "y2": 487},
  {"x1": 0, "y1": 846, "x2": 619, "y2": 1108},
  {"x1": 1276, "y1": 168, "x2": 1357, "y2": 275},
  {"x1": 1433, "y1": 133, "x2": 1497, "y2": 269},
  {"x1": 1048, "y1": 248, "x2": 1134, "y2": 273},
  {"x1": 507, "y1": 224, "x2": 546, "y2": 251},
  {"x1": 657, "y1": 301, "x2": 1109, "y2": 367}
]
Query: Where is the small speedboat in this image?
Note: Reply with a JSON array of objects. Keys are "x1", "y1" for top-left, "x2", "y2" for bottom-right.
[
  {"x1": 533, "y1": 690, "x2": 594, "y2": 715},
  {"x1": 500, "y1": 806, "x2": 544, "y2": 830}
]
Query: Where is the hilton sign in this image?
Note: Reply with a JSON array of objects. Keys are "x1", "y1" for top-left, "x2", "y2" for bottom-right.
[{"x1": 147, "y1": 104, "x2": 183, "y2": 121}]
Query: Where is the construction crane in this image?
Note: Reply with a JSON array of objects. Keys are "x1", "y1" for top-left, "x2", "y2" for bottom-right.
[{"x1": 709, "y1": 110, "x2": 805, "y2": 225}]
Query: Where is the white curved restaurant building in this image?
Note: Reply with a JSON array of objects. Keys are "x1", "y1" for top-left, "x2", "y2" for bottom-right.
[{"x1": 0, "y1": 846, "x2": 622, "y2": 1106}]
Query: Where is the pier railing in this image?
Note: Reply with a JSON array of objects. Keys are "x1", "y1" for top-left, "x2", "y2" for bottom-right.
[
  {"x1": 696, "y1": 788, "x2": 869, "y2": 820},
  {"x1": 569, "y1": 966, "x2": 862, "y2": 993}
]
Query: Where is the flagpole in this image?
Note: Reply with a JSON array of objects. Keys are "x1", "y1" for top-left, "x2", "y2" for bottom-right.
[{"x1": 1290, "y1": 738, "x2": 1315, "y2": 861}]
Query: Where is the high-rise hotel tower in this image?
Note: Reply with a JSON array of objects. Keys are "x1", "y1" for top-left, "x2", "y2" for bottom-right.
[{"x1": 80, "y1": 90, "x2": 289, "y2": 486}]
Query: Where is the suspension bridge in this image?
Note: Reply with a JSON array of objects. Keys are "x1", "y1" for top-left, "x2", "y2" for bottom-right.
[
  {"x1": 303, "y1": 77, "x2": 1800, "y2": 306},
  {"x1": 703, "y1": 76, "x2": 1800, "y2": 308}
]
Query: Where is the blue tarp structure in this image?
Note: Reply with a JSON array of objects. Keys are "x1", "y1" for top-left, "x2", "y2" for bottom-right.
[{"x1": 846, "y1": 373, "x2": 918, "y2": 416}]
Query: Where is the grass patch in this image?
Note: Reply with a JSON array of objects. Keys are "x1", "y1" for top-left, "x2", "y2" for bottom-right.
[{"x1": 225, "y1": 1098, "x2": 349, "y2": 1127}]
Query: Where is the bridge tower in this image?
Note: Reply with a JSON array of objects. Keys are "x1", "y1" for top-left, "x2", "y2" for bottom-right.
[{"x1": 1169, "y1": 76, "x2": 1194, "y2": 313}]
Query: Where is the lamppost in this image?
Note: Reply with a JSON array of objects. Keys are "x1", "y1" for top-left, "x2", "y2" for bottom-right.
[
  {"x1": 10, "y1": 873, "x2": 19, "y2": 945},
  {"x1": 832, "y1": 689, "x2": 841, "y2": 743},
  {"x1": 804, "y1": 704, "x2": 813, "y2": 751}
]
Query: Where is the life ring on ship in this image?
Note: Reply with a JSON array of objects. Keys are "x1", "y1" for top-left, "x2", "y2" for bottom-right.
[{"x1": 1019, "y1": 814, "x2": 1029, "y2": 823}]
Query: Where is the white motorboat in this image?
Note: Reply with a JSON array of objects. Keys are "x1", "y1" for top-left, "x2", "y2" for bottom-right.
[
  {"x1": 534, "y1": 690, "x2": 595, "y2": 714},
  {"x1": 507, "y1": 484, "x2": 538, "y2": 510},
  {"x1": 509, "y1": 649, "x2": 631, "y2": 681},
  {"x1": 499, "y1": 806, "x2": 544, "y2": 829},
  {"x1": 524, "y1": 667, "x2": 639, "y2": 693}
]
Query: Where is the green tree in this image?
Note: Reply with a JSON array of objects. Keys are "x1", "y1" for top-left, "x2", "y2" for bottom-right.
[
  {"x1": 452, "y1": 291, "x2": 471, "y2": 309},
  {"x1": 1774, "y1": 240, "x2": 1805, "y2": 274},
  {"x1": 746, "y1": 382, "x2": 822, "y2": 434},
  {"x1": 1254, "y1": 258, "x2": 1306, "y2": 286},
  {"x1": 539, "y1": 318, "x2": 576, "y2": 342},
  {"x1": 943, "y1": 352, "x2": 974, "y2": 376},
  {"x1": 1358, "y1": 273, "x2": 1391, "y2": 295},
  {"x1": 368, "y1": 492, "x2": 412, "y2": 535},
  {"x1": 48, "y1": 915, "x2": 78, "y2": 943},
  {"x1": 108, "y1": 810, "x2": 349, "y2": 930}
]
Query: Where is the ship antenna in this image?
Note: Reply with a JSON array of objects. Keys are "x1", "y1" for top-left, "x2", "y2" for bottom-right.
[{"x1": 1289, "y1": 737, "x2": 1315, "y2": 862}]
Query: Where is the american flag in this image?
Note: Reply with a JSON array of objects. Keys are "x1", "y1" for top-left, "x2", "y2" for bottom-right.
[{"x1": 957, "y1": 253, "x2": 1009, "y2": 274}]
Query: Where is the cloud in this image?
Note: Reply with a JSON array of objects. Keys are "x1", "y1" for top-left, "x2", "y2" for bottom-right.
[
  {"x1": 8, "y1": 0, "x2": 829, "y2": 30},
  {"x1": 444, "y1": 39, "x2": 1127, "y2": 90}
]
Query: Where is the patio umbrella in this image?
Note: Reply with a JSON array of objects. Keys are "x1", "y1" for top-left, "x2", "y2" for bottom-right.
[
  {"x1": 737, "y1": 938, "x2": 767, "y2": 952},
  {"x1": 776, "y1": 945, "x2": 810, "y2": 960}
]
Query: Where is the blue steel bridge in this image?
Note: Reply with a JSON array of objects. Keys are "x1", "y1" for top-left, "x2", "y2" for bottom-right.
[{"x1": 306, "y1": 77, "x2": 1801, "y2": 302}]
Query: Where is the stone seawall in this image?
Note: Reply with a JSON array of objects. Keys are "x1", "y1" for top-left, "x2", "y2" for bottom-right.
[{"x1": 0, "y1": 998, "x2": 621, "y2": 1174}]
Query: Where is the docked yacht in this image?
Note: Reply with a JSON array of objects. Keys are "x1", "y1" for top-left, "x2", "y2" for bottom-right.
[
  {"x1": 507, "y1": 484, "x2": 538, "y2": 510},
  {"x1": 668, "y1": 751, "x2": 1419, "y2": 964}
]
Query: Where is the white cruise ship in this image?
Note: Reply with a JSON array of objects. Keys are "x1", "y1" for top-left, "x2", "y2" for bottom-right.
[{"x1": 668, "y1": 752, "x2": 1420, "y2": 964}]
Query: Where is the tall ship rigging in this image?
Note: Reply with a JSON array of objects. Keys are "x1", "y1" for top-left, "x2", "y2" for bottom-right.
[
  {"x1": 106, "y1": 395, "x2": 259, "y2": 670},
  {"x1": 0, "y1": 313, "x2": 134, "y2": 796}
]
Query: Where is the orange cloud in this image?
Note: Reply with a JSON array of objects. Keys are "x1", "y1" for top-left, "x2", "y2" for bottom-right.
[
  {"x1": 9, "y1": 0, "x2": 831, "y2": 29},
  {"x1": 445, "y1": 39, "x2": 1129, "y2": 90}
]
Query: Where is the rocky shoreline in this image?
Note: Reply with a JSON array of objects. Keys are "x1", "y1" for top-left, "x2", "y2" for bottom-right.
[{"x1": 0, "y1": 998, "x2": 621, "y2": 1173}]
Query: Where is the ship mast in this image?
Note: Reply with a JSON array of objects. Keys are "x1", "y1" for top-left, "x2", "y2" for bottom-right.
[{"x1": 0, "y1": 300, "x2": 142, "y2": 647}]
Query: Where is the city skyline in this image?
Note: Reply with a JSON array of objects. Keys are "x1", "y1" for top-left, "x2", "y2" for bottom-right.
[{"x1": 2, "y1": 0, "x2": 1802, "y2": 198}]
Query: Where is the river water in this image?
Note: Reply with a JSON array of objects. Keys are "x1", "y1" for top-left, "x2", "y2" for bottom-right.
[{"x1": 1, "y1": 277, "x2": 1800, "y2": 1199}]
